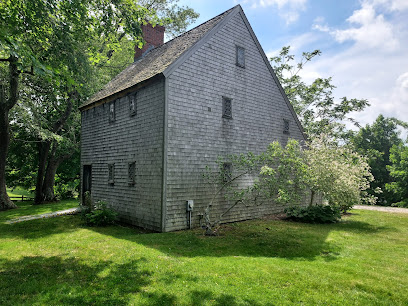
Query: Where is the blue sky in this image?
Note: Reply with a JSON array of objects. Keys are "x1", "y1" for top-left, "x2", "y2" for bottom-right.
[{"x1": 178, "y1": 0, "x2": 408, "y2": 135}]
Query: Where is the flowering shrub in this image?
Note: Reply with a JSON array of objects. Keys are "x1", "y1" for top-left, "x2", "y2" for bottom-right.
[
  {"x1": 305, "y1": 136, "x2": 376, "y2": 212},
  {"x1": 202, "y1": 135, "x2": 375, "y2": 231}
]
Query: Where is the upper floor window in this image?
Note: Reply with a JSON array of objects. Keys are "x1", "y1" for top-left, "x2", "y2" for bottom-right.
[
  {"x1": 128, "y1": 162, "x2": 136, "y2": 185},
  {"x1": 283, "y1": 119, "x2": 290, "y2": 134},
  {"x1": 129, "y1": 93, "x2": 137, "y2": 116},
  {"x1": 109, "y1": 101, "x2": 115, "y2": 123},
  {"x1": 108, "y1": 164, "x2": 115, "y2": 184},
  {"x1": 236, "y1": 46, "x2": 245, "y2": 68},
  {"x1": 222, "y1": 97, "x2": 232, "y2": 119}
]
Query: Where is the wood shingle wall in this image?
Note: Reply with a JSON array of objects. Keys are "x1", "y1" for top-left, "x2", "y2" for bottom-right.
[
  {"x1": 164, "y1": 12, "x2": 305, "y2": 231},
  {"x1": 81, "y1": 78, "x2": 165, "y2": 231}
]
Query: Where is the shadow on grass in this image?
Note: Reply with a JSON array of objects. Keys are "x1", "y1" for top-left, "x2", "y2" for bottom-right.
[
  {"x1": 91, "y1": 217, "x2": 394, "y2": 261},
  {"x1": 0, "y1": 215, "x2": 81, "y2": 240},
  {"x1": 1, "y1": 208, "x2": 395, "y2": 261},
  {"x1": 0, "y1": 199, "x2": 79, "y2": 221},
  {"x1": 0, "y1": 256, "x2": 155, "y2": 305}
]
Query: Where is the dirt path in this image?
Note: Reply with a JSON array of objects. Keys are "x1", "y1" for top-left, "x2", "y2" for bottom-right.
[
  {"x1": 354, "y1": 205, "x2": 408, "y2": 214},
  {"x1": 5, "y1": 207, "x2": 81, "y2": 224}
]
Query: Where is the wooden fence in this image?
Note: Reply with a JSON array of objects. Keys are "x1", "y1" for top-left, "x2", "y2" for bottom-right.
[{"x1": 9, "y1": 195, "x2": 34, "y2": 202}]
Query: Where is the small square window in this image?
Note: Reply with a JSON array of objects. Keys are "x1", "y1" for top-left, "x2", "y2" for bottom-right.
[
  {"x1": 222, "y1": 97, "x2": 232, "y2": 119},
  {"x1": 222, "y1": 162, "x2": 232, "y2": 182},
  {"x1": 108, "y1": 164, "x2": 115, "y2": 184},
  {"x1": 128, "y1": 162, "x2": 136, "y2": 185},
  {"x1": 283, "y1": 119, "x2": 290, "y2": 134},
  {"x1": 236, "y1": 46, "x2": 245, "y2": 68},
  {"x1": 129, "y1": 93, "x2": 137, "y2": 116},
  {"x1": 109, "y1": 101, "x2": 115, "y2": 123}
]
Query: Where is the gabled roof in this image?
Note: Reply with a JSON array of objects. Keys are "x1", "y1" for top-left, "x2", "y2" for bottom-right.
[{"x1": 79, "y1": 6, "x2": 238, "y2": 109}]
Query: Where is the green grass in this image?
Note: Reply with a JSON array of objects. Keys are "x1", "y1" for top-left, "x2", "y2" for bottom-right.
[
  {"x1": 1, "y1": 207, "x2": 407, "y2": 305},
  {"x1": 6, "y1": 186, "x2": 33, "y2": 198}
]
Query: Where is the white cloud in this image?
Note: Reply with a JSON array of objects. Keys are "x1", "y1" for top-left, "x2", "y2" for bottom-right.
[
  {"x1": 332, "y1": 3, "x2": 399, "y2": 51},
  {"x1": 368, "y1": 0, "x2": 408, "y2": 12},
  {"x1": 240, "y1": 0, "x2": 307, "y2": 24},
  {"x1": 312, "y1": 3, "x2": 400, "y2": 51},
  {"x1": 288, "y1": 0, "x2": 408, "y2": 130},
  {"x1": 244, "y1": 0, "x2": 307, "y2": 9}
]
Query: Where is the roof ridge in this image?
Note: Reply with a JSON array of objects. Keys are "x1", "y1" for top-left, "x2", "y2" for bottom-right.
[{"x1": 80, "y1": 5, "x2": 239, "y2": 109}]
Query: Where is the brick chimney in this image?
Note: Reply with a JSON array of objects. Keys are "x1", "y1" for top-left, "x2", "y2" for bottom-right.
[{"x1": 134, "y1": 23, "x2": 165, "y2": 61}]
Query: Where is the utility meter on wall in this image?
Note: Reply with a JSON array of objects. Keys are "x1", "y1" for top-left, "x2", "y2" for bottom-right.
[{"x1": 186, "y1": 200, "x2": 194, "y2": 211}]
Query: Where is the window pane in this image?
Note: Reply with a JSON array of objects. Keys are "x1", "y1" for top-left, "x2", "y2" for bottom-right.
[
  {"x1": 236, "y1": 46, "x2": 245, "y2": 68},
  {"x1": 222, "y1": 97, "x2": 232, "y2": 119}
]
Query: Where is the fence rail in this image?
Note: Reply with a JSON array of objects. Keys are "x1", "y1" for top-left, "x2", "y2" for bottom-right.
[{"x1": 9, "y1": 195, "x2": 34, "y2": 202}]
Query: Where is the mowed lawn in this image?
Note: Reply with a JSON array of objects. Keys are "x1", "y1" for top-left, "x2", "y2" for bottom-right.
[{"x1": 1, "y1": 201, "x2": 407, "y2": 305}]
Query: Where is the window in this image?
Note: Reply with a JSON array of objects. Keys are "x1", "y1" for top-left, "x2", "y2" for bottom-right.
[
  {"x1": 129, "y1": 93, "x2": 137, "y2": 116},
  {"x1": 222, "y1": 97, "x2": 232, "y2": 119},
  {"x1": 128, "y1": 162, "x2": 136, "y2": 185},
  {"x1": 222, "y1": 162, "x2": 232, "y2": 182},
  {"x1": 236, "y1": 46, "x2": 245, "y2": 68},
  {"x1": 283, "y1": 119, "x2": 290, "y2": 134},
  {"x1": 108, "y1": 164, "x2": 115, "y2": 184},
  {"x1": 109, "y1": 101, "x2": 115, "y2": 123}
]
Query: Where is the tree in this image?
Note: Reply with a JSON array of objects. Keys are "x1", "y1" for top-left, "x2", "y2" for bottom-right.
[
  {"x1": 386, "y1": 143, "x2": 408, "y2": 207},
  {"x1": 303, "y1": 136, "x2": 375, "y2": 211},
  {"x1": 0, "y1": 0, "x2": 160, "y2": 209},
  {"x1": 139, "y1": 0, "x2": 199, "y2": 37},
  {"x1": 270, "y1": 46, "x2": 369, "y2": 140},
  {"x1": 1, "y1": 0, "x2": 199, "y2": 207},
  {"x1": 203, "y1": 136, "x2": 374, "y2": 235},
  {"x1": 350, "y1": 115, "x2": 406, "y2": 205}
]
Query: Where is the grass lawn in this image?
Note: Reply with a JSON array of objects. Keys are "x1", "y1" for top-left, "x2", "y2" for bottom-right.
[
  {"x1": 6, "y1": 186, "x2": 34, "y2": 198},
  {"x1": 1, "y1": 205, "x2": 407, "y2": 305}
]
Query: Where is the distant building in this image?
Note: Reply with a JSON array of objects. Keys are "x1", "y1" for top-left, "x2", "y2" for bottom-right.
[{"x1": 79, "y1": 5, "x2": 306, "y2": 232}]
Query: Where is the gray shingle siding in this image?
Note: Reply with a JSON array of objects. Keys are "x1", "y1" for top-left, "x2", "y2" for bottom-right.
[
  {"x1": 80, "y1": 6, "x2": 307, "y2": 232},
  {"x1": 81, "y1": 78, "x2": 165, "y2": 231},
  {"x1": 164, "y1": 12, "x2": 305, "y2": 231}
]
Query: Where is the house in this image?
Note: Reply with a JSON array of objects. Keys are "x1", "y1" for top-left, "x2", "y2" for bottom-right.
[{"x1": 79, "y1": 5, "x2": 306, "y2": 232}]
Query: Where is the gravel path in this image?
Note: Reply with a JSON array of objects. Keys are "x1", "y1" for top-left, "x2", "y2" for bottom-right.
[
  {"x1": 5, "y1": 207, "x2": 82, "y2": 224},
  {"x1": 354, "y1": 205, "x2": 408, "y2": 214}
]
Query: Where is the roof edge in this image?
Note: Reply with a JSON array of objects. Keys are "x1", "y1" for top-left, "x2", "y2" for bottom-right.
[
  {"x1": 237, "y1": 8, "x2": 307, "y2": 140},
  {"x1": 162, "y1": 5, "x2": 241, "y2": 78},
  {"x1": 79, "y1": 74, "x2": 164, "y2": 111}
]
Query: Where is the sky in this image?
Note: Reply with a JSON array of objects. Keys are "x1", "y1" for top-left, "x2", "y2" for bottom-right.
[{"x1": 177, "y1": 0, "x2": 408, "y2": 136}]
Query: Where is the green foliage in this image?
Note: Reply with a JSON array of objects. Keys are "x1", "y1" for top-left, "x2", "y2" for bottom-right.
[
  {"x1": 270, "y1": 46, "x2": 369, "y2": 140},
  {"x1": 139, "y1": 0, "x2": 199, "y2": 38},
  {"x1": 54, "y1": 177, "x2": 79, "y2": 200},
  {"x1": 259, "y1": 140, "x2": 309, "y2": 206},
  {"x1": 386, "y1": 143, "x2": 408, "y2": 205},
  {"x1": 1, "y1": 0, "x2": 198, "y2": 205},
  {"x1": 285, "y1": 205, "x2": 341, "y2": 223},
  {"x1": 351, "y1": 115, "x2": 405, "y2": 205},
  {"x1": 81, "y1": 200, "x2": 118, "y2": 226},
  {"x1": 203, "y1": 136, "x2": 374, "y2": 231},
  {"x1": 260, "y1": 136, "x2": 375, "y2": 212},
  {"x1": 306, "y1": 136, "x2": 375, "y2": 211},
  {"x1": 391, "y1": 199, "x2": 408, "y2": 208}
]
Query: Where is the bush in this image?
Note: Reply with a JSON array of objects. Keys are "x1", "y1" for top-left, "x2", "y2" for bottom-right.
[
  {"x1": 285, "y1": 205, "x2": 341, "y2": 224},
  {"x1": 391, "y1": 199, "x2": 408, "y2": 208},
  {"x1": 81, "y1": 200, "x2": 118, "y2": 226}
]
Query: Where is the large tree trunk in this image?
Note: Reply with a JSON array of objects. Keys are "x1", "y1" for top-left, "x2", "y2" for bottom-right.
[
  {"x1": 0, "y1": 57, "x2": 19, "y2": 210},
  {"x1": 0, "y1": 92, "x2": 17, "y2": 210},
  {"x1": 41, "y1": 142, "x2": 72, "y2": 201},
  {"x1": 34, "y1": 141, "x2": 51, "y2": 204},
  {"x1": 34, "y1": 94, "x2": 74, "y2": 204}
]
